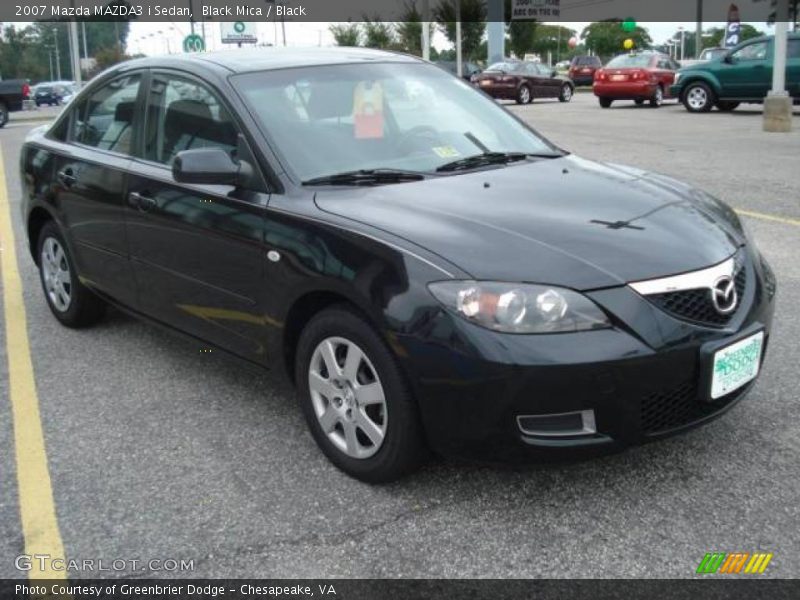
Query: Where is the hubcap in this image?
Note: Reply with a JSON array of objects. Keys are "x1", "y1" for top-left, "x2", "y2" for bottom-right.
[
  {"x1": 654, "y1": 88, "x2": 663, "y2": 104},
  {"x1": 40, "y1": 237, "x2": 72, "y2": 312},
  {"x1": 562, "y1": 86, "x2": 572, "y2": 101},
  {"x1": 687, "y1": 87, "x2": 707, "y2": 109},
  {"x1": 520, "y1": 87, "x2": 530, "y2": 103},
  {"x1": 308, "y1": 337, "x2": 387, "y2": 459}
]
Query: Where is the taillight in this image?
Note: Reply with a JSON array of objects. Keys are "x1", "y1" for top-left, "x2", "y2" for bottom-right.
[
  {"x1": 22, "y1": 83, "x2": 30, "y2": 99},
  {"x1": 595, "y1": 70, "x2": 605, "y2": 81}
]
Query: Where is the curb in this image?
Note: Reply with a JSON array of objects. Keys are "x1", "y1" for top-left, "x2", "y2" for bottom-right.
[{"x1": 9, "y1": 115, "x2": 56, "y2": 124}]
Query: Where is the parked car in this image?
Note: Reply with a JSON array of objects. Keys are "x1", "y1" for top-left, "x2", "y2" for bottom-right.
[
  {"x1": 568, "y1": 55, "x2": 603, "y2": 86},
  {"x1": 21, "y1": 48, "x2": 776, "y2": 482},
  {"x1": 434, "y1": 60, "x2": 482, "y2": 81},
  {"x1": 555, "y1": 60, "x2": 571, "y2": 71},
  {"x1": 671, "y1": 33, "x2": 800, "y2": 112},
  {"x1": 594, "y1": 51, "x2": 680, "y2": 108},
  {"x1": 679, "y1": 47, "x2": 728, "y2": 68},
  {"x1": 474, "y1": 60, "x2": 575, "y2": 103},
  {"x1": 0, "y1": 78, "x2": 31, "y2": 127}
]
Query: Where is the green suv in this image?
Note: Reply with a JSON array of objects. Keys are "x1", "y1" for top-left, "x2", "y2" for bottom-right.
[{"x1": 670, "y1": 33, "x2": 800, "y2": 112}]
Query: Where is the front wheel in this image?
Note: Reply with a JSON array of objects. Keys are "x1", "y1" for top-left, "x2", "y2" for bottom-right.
[
  {"x1": 683, "y1": 82, "x2": 715, "y2": 112},
  {"x1": 558, "y1": 84, "x2": 573, "y2": 102},
  {"x1": 516, "y1": 84, "x2": 532, "y2": 105},
  {"x1": 37, "y1": 221, "x2": 105, "y2": 327},
  {"x1": 598, "y1": 97, "x2": 613, "y2": 108},
  {"x1": 296, "y1": 307, "x2": 426, "y2": 483}
]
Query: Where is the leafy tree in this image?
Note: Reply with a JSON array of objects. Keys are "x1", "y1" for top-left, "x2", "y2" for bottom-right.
[
  {"x1": 329, "y1": 23, "x2": 362, "y2": 47},
  {"x1": 395, "y1": 1, "x2": 436, "y2": 56},
  {"x1": 434, "y1": 0, "x2": 487, "y2": 61},
  {"x1": 362, "y1": 18, "x2": 395, "y2": 49},
  {"x1": 506, "y1": 21, "x2": 537, "y2": 59},
  {"x1": 530, "y1": 24, "x2": 576, "y2": 62},
  {"x1": 581, "y1": 21, "x2": 652, "y2": 60}
]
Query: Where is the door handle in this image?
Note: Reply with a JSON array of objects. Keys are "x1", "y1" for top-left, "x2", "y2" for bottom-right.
[
  {"x1": 57, "y1": 169, "x2": 77, "y2": 187},
  {"x1": 129, "y1": 191, "x2": 157, "y2": 212}
]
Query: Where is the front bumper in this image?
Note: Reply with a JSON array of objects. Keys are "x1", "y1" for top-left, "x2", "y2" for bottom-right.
[{"x1": 398, "y1": 247, "x2": 776, "y2": 462}]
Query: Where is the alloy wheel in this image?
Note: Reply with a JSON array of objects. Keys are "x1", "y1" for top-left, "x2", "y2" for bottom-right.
[
  {"x1": 41, "y1": 237, "x2": 72, "y2": 312},
  {"x1": 561, "y1": 85, "x2": 572, "y2": 102},
  {"x1": 687, "y1": 86, "x2": 708, "y2": 110},
  {"x1": 308, "y1": 336, "x2": 388, "y2": 459},
  {"x1": 519, "y1": 86, "x2": 531, "y2": 104}
]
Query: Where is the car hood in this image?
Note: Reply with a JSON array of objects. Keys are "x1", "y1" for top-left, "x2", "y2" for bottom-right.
[{"x1": 313, "y1": 156, "x2": 745, "y2": 290}]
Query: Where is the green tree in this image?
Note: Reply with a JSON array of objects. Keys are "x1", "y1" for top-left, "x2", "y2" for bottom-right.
[
  {"x1": 329, "y1": 22, "x2": 362, "y2": 47},
  {"x1": 530, "y1": 24, "x2": 576, "y2": 62},
  {"x1": 506, "y1": 21, "x2": 537, "y2": 59},
  {"x1": 395, "y1": 1, "x2": 435, "y2": 56},
  {"x1": 581, "y1": 21, "x2": 652, "y2": 59},
  {"x1": 362, "y1": 18, "x2": 395, "y2": 49},
  {"x1": 434, "y1": 0, "x2": 487, "y2": 61}
]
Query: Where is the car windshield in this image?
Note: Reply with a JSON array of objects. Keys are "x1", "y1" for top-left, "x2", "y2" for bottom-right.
[
  {"x1": 486, "y1": 62, "x2": 519, "y2": 71},
  {"x1": 233, "y1": 62, "x2": 560, "y2": 182},
  {"x1": 606, "y1": 54, "x2": 653, "y2": 68},
  {"x1": 573, "y1": 57, "x2": 599, "y2": 66},
  {"x1": 38, "y1": 86, "x2": 53, "y2": 93}
]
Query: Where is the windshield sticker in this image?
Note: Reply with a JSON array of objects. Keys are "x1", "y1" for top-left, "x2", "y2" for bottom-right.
[
  {"x1": 353, "y1": 81, "x2": 384, "y2": 139},
  {"x1": 432, "y1": 146, "x2": 461, "y2": 158}
]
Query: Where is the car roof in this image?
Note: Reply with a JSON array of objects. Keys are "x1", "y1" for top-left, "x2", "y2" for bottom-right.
[{"x1": 119, "y1": 46, "x2": 421, "y2": 74}]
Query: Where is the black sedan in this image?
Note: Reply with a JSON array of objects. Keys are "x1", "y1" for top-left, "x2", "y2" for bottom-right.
[
  {"x1": 473, "y1": 60, "x2": 574, "y2": 103},
  {"x1": 33, "y1": 84, "x2": 66, "y2": 106},
  {"x1": 21, "y1": 48, "x2": 775, "y2": 482}
]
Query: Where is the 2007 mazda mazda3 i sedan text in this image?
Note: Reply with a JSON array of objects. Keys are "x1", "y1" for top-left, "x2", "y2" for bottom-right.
[{"x1": 20, "y1": 48, "x2": 776, "y2": 482}]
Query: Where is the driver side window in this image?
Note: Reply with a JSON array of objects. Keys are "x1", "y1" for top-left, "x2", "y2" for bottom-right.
[{"x1": 732, "y1": 41, "x2": 768, "y2": 61}]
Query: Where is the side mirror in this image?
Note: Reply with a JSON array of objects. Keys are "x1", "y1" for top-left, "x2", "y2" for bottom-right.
[
  {"x1": 172, "y1": 147, "x2": 249, "y2": 186},
  {"x1": 723, "y1": 54, "x2": 735, "y2": 64}
]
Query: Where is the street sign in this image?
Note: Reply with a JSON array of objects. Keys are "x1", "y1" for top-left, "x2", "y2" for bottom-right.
[
  {"x1": 511, "y1": 0, "x2": 561, "y2": 20},
  {"x1": 221, "y1": 22, "x2": 258, "y2": 45},
  {"x1": 183, "y1": 34, "x2": 205, "y2": 53}
]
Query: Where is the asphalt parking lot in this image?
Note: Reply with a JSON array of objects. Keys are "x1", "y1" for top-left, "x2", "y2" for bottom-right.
[{"x1": 1, "y1": 91, "x2": 799, "y2": 579}]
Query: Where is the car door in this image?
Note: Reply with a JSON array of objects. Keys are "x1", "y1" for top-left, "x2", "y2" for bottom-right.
[
  {"x1": 535, "y1": 63, "x2": 562, "y2": 98},
  {"x1": 50, "y1": 72, "x2": 143, "y2": 306},
  {"x1": 717, "y1": 39, "x2": 772, "y2": 98},
  {"x1": 125, "y1": 70, "x2": 272, "y2": 362},
  {"x1": 787, "y1": 38, "x2": 800, "y2": 98}
]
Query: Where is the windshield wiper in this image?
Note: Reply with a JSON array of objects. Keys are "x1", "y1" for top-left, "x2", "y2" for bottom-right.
[
  {"x1": 303, "y1": 169, "x2": 425, "y2": 186},
  {"x1": 435, "y1": 151, "x2": 561, "y2": 173}
]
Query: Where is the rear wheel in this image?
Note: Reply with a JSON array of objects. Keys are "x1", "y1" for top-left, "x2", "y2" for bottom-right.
[
  {"x1": 599, "y1": 97, "x2": 613, "y2": 108},
  {"x1": 0, "y1": 102, "x2": 8, "y2": 128},
  {"x1": 716, "y1": 101, "x2": 740, "y2": 112},
  {"x1": 516, "y1": 84, "x2": 531, "y2": 105},
  {"x1": 650, "y1": 85, "x2": 664, "y2": 107},
  {"x1": 558, "y1": 83, "x2": 573, "y2": 102},
  {"x1": 37, "y1": 221, "x2": 105, "y2": 327},
  {"x1": 683, "y1": 81, "x2": 715, "y2": 112},
  {"x1": 295, "y1": 307, "x2": 426, "y2": 483}
]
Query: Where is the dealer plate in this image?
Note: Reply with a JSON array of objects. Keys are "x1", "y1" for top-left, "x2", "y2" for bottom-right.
[
  {"x1": 710, "y1": 331, "x2": 764, "y2": 399},
  {"x1": 611, "y1": 74, "x2": 627, "y2": 81}
]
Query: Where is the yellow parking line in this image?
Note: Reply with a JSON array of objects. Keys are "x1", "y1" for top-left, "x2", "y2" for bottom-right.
[
  {"x1": 0, "y1": 144, "x2": 67, "y2": 579},
  {"x1": 735, "y1": 208, "x2": 800, "y2": 227}
]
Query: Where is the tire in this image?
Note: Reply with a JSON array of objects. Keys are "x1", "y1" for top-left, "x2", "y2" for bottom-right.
[
  {"x1": 37, "y1": 221, "x2": 105, "y2": 328},
  {"x1": 682, "y1": 81, "x2": 715, "y2": 113},
  {"x1": 599, "y1": 97, "x2": 613, "y2": 108},
  {"x1": 516, "y1": 84, "x2": 532, "y2": 105},
  {"x1": 295, "y1": 306, "x2": 426, "y2": 483},
  {"x1": 635, "y1": 99, "x2": 645, "y2": 105},
  {"x1": 650, "y1": 85, "x2": 664, "y2": 107},
  {"x1": 716, "y1": 101, "x2": 740, "y2": 112},
  {"x1": 558, "y1": 83, "x2": 573, "y2": 103},
  {"x1": 0, "y1": 102, "x2": 8, "y2": 128}
]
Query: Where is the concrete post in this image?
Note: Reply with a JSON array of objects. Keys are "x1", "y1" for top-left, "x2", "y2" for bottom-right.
[{"x1": 763, "y1": 0, "x2": 792, "y2": 132}]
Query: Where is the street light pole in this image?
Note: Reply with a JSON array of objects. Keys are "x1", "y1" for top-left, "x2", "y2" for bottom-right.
[
  {"x1": 455, "y1": 0, "x2": 462, "y2": 78},
  {"x1": 53, "y1": 28, "x2": 62, "y2": 81},
  {"x1": 695, "y1": 0, "x2": 703, "y2": 58},
  {"x1": 421, "y1": 0, "x2": 430, "y2": 60}
]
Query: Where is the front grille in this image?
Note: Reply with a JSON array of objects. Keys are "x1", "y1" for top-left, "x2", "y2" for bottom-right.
[
  {"x1": 647, "y1": 251, "x2": 746, "y2": 328},
  {"x1": 641, "y1": 378, "x2": 748, "y2": 435}
]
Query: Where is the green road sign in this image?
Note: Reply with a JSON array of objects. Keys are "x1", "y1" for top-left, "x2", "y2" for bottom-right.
[{"x1": 183, "y1": 34, "x2": 205, "y2": 53}]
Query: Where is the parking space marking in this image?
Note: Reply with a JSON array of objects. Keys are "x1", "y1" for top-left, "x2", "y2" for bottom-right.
[
  {"x1": 735, "y1": 209, "x2": 800, "y2": 227},
  {"x1": 0, "y1": 144, "x2": 67, "y2": 580}
]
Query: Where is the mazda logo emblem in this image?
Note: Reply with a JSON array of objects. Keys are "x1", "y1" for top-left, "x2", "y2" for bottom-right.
[{"x1": 711, "y1": 276, "x2": 737, "y2": 315}]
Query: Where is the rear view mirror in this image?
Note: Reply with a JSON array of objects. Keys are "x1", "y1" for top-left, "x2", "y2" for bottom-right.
[{"x1": 172, "y1": 147, "x2": 247, "y2": 186}]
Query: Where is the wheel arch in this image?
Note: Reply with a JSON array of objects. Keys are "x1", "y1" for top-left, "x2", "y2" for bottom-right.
[{"x1": 27, "y1": 206, "x2": 56, "y2": 265}]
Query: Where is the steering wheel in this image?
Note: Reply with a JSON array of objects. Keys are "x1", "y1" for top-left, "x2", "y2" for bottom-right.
[{"x1": 396, "y1": 125, "x2": 440, "y2": 154}]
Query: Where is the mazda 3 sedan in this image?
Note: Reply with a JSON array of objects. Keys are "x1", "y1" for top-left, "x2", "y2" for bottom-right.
[{"x1": 21, "y1": 48, "x2": 776, "y2": 482}]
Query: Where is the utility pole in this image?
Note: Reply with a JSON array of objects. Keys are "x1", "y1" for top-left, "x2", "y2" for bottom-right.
[
  {"x1": 679, "y1": 26, "x2": 685, "y2": 61},
  {"x1": 696, "y1": 0, "x2": 703, "y2": 57},
  {"x1": 53, "y1": 28, "x2": 62, "y2": 81},
  {"x1": 455, "y1": 0, "x2": 462, "y2": 78},
  {"x1": 47, "y1": 47, "x2": 54, "y2": 81},
  {"x1": 69, "y1": 20, "x2": 81, "y2": 85},
  {"x1": 81, "y1": 21, "x2": 88, "y2": 59},
  {"x1": 421, "y1": 0, "x2": 430, "y2": 60}
]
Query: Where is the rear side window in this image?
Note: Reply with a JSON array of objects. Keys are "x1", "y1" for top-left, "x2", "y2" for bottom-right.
[
  {"x1": 789, "y1": 40, "x2": 800, "y2": 59},
  {"x1": 143, "y1": 74, "x2": 238, "y2": 165},
  {"x1": 71, "y1": 74, "x2": 140, "y2": 154}
]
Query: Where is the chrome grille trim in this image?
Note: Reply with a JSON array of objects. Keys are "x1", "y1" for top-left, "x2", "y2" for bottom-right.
[{"x1": 628, "y1": 255, "x2": 736, "y2": 296}]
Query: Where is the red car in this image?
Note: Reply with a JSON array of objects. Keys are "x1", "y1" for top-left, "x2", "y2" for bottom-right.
[
  {"x1": 568, "y1": 55, "x2": 602, "y2": 86},
  {"x1": 593, "y1": 52, "x2": 680, "y2": 108},
  {"x1": 474, "y1": 60, "x2": 575, "y2": 104}
]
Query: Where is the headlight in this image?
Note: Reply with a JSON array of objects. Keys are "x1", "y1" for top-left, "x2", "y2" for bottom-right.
[{"x1": 428, "y1": 281, "x2": 611, "y2": 334}]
